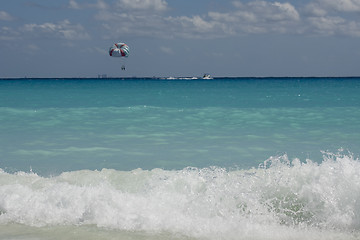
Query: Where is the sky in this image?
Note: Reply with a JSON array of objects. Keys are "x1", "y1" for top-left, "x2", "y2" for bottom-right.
[{"x1": 1, "y1": 0, "x2": 360, "y2": 78}]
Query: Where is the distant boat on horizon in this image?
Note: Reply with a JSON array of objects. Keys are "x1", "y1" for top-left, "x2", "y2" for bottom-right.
[
  {"x1": 164, "y1": 74, "x2": 213, "y2": 80},
  {"x1": 202, "y1": 73, "x2": 212, "y2": 79}
]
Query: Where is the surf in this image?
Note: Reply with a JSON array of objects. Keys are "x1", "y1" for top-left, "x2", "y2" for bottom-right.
[{"x1": 1, "y1": 152, "x2": 360, "y2": 239}]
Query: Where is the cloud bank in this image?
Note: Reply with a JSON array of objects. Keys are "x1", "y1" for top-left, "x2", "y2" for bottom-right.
[
  {"x1": 22, "y1": 19, "x2": 90, "y2": 40},
  {"x1": 1, "y1": 0, "x2": 360, "y2": 43},
  {"x1": 90, "y1": 0, "x2": 360, "y2": 38}
]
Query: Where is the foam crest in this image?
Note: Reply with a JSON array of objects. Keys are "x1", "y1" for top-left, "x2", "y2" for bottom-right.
[{"x1": 1, "y1": 153, "x2": 360, "y2": 239}]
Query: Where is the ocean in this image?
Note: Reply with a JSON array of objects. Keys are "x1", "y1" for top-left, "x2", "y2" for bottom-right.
[{"x1": 0, "y1": 77, "x2": 360, "y2": 239}]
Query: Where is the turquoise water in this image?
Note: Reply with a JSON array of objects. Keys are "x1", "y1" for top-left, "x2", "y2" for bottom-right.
[{"x1": 1, "y1": 78, "x2": 360, "y2": 239}]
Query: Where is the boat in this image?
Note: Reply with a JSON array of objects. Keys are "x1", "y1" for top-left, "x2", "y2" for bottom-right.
[{"x1": 202, "y1": 74, "x2": 213, "y2": 79}]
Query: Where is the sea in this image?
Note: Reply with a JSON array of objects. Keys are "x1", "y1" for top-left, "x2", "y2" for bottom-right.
[{"x1": 0, "y1": 77, "x2": 360, "y2": 240}]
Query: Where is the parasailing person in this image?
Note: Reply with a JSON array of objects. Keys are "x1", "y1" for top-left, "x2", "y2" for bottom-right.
[{"x1": 109, "y1": 42, "x2": 130, "y2": 70}]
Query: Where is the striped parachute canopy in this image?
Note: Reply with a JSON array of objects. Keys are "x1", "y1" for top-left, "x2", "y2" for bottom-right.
[{"x1": 109, "y1": 43, "x2": 129, "y2": 57}]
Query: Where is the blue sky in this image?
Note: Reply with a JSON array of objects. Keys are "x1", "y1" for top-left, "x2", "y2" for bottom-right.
[{"x1": 1, "y1": 0, "x2": 360, "y2": 77}]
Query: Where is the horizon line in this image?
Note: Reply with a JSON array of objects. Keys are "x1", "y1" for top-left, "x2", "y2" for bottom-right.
[{"x1": 1, "y1": 76, "x2": 360, "y2": 80}]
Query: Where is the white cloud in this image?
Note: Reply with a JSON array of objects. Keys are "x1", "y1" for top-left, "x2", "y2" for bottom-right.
[
  {"x1": 0, "y1": 11, "x2": 14, "y2": 21},
  {"x1": 163, "y1": 15, "x2": 219, "y2": 38},
  {"x1": 68, "y1": 0, "x2": 80, "y2": 9},
  {"x1": 304, "y1": 0, "x2": 360, "y2": 17},
  {"x1": 304, "y1": 3, "x2": 328, "y2": 17},
  {"x1": 308, "y1": 16, "x2": 346, "y2": 35},
  {"x1": 22, "y1": 19, "x2": 90, "y2": 40},
  {"x1": 190, "y1": 16, "x2": 215, "y2": 32},
  {"x1": 205, "y1": 1, "x2": 301, "y2": 35},
  {"x1": 93, "y1": 0, "x2": 170, "y2": 38},
  {"x1": 303, "y1": 0, "x2": 360, "y2": 37},
  {"x1": 235, "y1": 1, "x2": 300, "y2": 22},
  {"x1": 168, "y1": 15, "x2": 215, "y2": 33},
  {"x1": 307, "y1": 16, "x2": 360, "y2": 36},
  {"x1": 96, "y1": 1, "x2": 302, "y2": 39},
  {"x1": 94, "y1": 0, "x2": 108, "y2": 10},
  {"x1": 92, "y1": 0, "x2": 360, "y2": 39},
  {"x1": 68, "y1": 0, "x2": 108, "y2": 10},
  {"x1": 0, "y1": 26, "x2": 20, "y2": 40},
  {"x1": 160, "y1": 46, "x2": 173, "y2": 54},
  {"x1": 28, "y1": 44, "x2": 39, "y2": 50},
  {"x1": 116, "y1": 0, "x2": 167, "y2": 11},
  {"x1": 272, "y1": 2, "x2": 300, "y2": 21},
  {"x1": 170, "y1": 1, "x2": 302, "y2": 37},
  {"x1": 317, "y1": 0, "x2": 360, "y2": 12}
]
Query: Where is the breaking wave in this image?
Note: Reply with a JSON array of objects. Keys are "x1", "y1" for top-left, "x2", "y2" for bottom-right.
[{"x1": 1, "y1": 152, "x2": 360, "y2": 239}]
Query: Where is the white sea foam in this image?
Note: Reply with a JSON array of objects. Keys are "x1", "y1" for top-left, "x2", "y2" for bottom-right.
[{"x1": 1, "y1": 152, "x2": 360, "y2": 239}]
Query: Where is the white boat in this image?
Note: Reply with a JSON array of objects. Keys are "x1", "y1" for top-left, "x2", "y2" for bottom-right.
[{"x1": 202, "y1": 74, "x2": 213, "y2": 79}]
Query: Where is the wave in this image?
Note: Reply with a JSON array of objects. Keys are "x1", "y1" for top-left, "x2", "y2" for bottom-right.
[{"x1": 1, "y1": 152, "x2": 360, "y2": 239}]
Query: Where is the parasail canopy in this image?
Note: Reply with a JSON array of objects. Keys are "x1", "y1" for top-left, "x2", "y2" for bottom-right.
[{"x1": 109, "y1": 43, "x2": 129, "y2": 58}]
